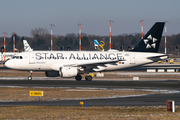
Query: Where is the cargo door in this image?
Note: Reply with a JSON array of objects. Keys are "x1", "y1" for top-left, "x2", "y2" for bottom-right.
[{"x1": 130, "y1": 54, "x2": 135, "y2": 64}]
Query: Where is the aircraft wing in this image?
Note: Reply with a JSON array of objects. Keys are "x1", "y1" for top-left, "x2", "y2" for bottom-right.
[
  {"x1": 51, "y1": 59, "x2": 126, "y2": 71},
  {"x1": 64, "y1": 59, "x2": 126, "y2": 72},
  {"x1": 64, "y1": 59, "x2": 125, "y2": 67}
]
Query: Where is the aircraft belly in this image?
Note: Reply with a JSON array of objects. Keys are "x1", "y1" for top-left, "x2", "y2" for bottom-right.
[{"x1": 104, "y1": 63, "x2": 124, "y2": 71}]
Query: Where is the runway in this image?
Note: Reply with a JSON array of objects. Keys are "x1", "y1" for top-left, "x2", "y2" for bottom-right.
[
  {"x1": 0, "y1": 80, "x2": 180, "y2": 106},
  {"x1": 0, "y1": 80, "x2": 180, "y2": 90},
  {"x1": 1, "y1": 63, "x2": 180, "y2": 106}
]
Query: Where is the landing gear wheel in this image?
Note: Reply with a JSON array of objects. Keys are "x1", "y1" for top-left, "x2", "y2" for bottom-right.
[
  {"x1": 28, "y1": 71, "x2": 33, "y2": 80},
  {"x1": 75, "y1": 74, "x2": 82, "y2": 81},
  {"x1": 28, "y1": 76, "x2": 32, "y2": 80},
  {"x1": 85, "y1": 75, "x2": 92, "y2": 81}
]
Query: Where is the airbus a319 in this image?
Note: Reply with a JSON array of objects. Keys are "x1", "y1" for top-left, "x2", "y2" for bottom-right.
[{"x1": 4, "y1": 22, "x2": 167, "y2": 81}]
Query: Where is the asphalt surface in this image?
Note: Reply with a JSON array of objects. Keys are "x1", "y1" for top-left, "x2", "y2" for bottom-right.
[
  {"x1": 0, "y1": 80, "x2": 180, "y2": 106},
  {"x1": 1, "y1": 93, "x2": 180, "y2": 106},
  {"x1": 0, "y1": 80, "x2": 179, "y2": 90},
  {"x1": 1, "y1": 63, "x2": 180, "y2": 106}
]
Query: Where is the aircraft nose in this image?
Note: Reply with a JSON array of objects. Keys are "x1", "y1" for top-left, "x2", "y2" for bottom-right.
[
  {"x1": 3, "y1": 59, "x2": 9, "y2": 66},
  {"x1": 4, "y1": 60, "x2": 12, "y2": 68}
]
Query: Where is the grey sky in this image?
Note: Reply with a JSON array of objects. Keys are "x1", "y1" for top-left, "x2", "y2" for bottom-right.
[{"x1": 0, "y1": 0, "x2": 179, "y2": 37}]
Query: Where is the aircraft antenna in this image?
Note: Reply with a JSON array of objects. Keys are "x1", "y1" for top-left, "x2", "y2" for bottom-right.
[
  {"x1": 165, "y1": 21, "x2": 168, "y2": 55},
  {"x1": 77, "y1": 24, "x2": 82, "y2": 51},
  {"x1": 50, "y1": 24, "x2": 55, "y2": 51},
  {"x1": 109, "y1": 20, "x2": 113, "y2": 50},
  {"x1": 140, "y1": 20, "x2": 144, "y2": 39}
]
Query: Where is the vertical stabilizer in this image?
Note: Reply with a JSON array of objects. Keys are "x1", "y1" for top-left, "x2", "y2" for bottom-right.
[
  {"x1": 94, "y1": 38, "x2": 105, "y2": 51},
  {"x1": 132, "y1": 22, "x2": 165, "y2": 52},
  {"x1": 94, "y1": 40, "x2": 99, "y2": 49}
]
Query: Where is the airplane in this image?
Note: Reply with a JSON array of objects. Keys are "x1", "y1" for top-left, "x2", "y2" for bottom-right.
[
  {"x1": 0, "y1": 47, "x2": 19, "y2": 61},
  {"x1": 0, "y1": 52, "x2": 16, "y2": 61},
  {"x1": 0, "y1": 40, "x2": 32, "y2": 62},
  {"x1": 94, "y1": 38, "x2": 105, "y2": 51},
  {"x1": 4, "y1": 22, "x2": 167, "y2": 81},
  {"x1": 24, "y1": 38, "x2": 103, "y2": 52},
  {"x1": 94, "y1": 38, "x2": 121, "y2": 52}
]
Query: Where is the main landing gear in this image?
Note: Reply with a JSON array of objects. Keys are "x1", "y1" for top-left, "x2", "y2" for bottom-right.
[
  {"x1": 75, "y1": 74, "x2": 82, "y2": 81},
  {"x1": 28, "y1": 71, "x2": 33, "y2": 80},
  {"x1": 75, "y1": 74, "x2": 92, "y2": 81},
  {"x1": 85, "y1": 75, "x2": 92, "y2": 81}
]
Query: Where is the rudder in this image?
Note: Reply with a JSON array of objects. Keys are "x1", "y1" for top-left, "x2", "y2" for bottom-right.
[{"x1": 131, "y1": 22, "x2": 165, "y2": 53}]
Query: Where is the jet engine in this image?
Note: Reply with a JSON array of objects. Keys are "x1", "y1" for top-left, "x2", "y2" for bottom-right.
[
  {"x1": 45, "y1": 71, "x2": 60, "y2": 77},
  {"x1": 59, "y1": 67, "x2": 78, "y2": 78}
]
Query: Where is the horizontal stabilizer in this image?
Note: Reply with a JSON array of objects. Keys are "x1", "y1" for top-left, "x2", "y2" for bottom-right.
[{"x1": 146, "y1": 54, "x2": 168, "y2": 59}]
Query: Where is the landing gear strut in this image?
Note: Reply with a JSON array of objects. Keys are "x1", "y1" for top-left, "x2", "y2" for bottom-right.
[
  {"x1": 85, "y1": 75, "x2": 92, "y2": 81},
  {"x1": 28, "y1": 71, "x2": 33, "y2": 80},
  {"x1": 75, "y1": 74, "x2": 82, "y2": 81}
]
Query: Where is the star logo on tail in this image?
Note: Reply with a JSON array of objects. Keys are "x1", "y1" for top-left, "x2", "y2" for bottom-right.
[{"x1": 143, "y1": 35, "x2": 157, "y2": 49}]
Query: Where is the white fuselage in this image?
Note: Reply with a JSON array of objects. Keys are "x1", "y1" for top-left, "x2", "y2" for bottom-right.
[{"x1": 5, "y1": 50, "x2": 165, "y2": 72}]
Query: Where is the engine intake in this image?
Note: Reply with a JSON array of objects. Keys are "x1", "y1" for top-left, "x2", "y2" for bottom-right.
[{"x1": 60, "y1": 67, "x2": 78, "y2": 78}]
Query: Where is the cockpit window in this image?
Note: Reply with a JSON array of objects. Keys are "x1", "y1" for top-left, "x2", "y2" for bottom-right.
[{"x1": 12, "y1": 56, "x2": 23, "y2": 59}]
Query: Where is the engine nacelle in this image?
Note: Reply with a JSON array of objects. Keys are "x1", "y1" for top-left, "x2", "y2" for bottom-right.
[
  {"x1": 60, "y1": 67, "x2": 78, "y2": 78},
  {"x1": 45, "y1": 71, "x2": 60, "y2": 77}
]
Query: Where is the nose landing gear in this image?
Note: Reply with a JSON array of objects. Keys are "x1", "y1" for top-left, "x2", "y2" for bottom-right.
[{"x1": 28, "y1": 71, "x2": 33, "y2": 80}]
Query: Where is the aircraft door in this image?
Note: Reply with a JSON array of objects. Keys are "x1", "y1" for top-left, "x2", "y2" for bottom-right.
[
  {"x1": 29, "y1": 53, "x2": 35, "y2": 64},
  {"x1": 130, "y1": 54, "x2": 135, "y2": 64}
]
